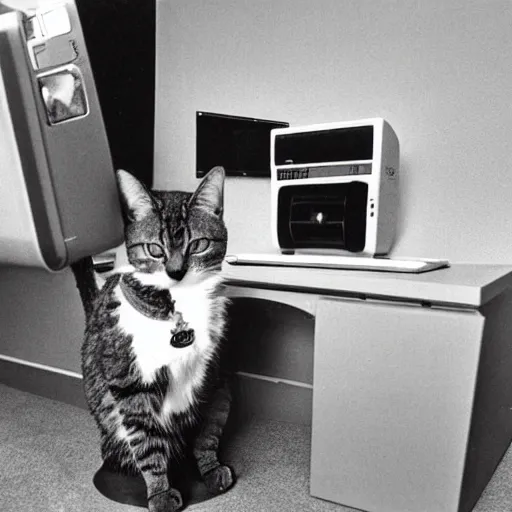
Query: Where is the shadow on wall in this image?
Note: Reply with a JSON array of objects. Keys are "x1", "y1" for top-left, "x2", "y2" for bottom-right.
[
  {"x1": 393, "y1": 156, "x2": 412, "y2": 251},
  {"x1": 224, "y1": 298, "x2": 315, "y2": 425}
]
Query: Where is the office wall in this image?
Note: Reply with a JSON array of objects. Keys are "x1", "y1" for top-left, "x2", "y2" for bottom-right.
[
  {"x1": 154, "y1": 0, "x2": 512, "y2": 264},
  {"x1": 0, "y1": 267, "x2": 84, "y2": 373},
  {"x1": 1, "y1": 0, "x2": 511, "y2": 376}
]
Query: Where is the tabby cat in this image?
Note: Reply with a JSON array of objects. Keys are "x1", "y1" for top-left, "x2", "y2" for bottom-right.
[{"x1": 79, "y1": 166, "x2": 235, "y2": 512}]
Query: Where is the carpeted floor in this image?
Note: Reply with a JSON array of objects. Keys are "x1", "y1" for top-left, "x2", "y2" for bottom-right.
[{"x1": 1, "y1": 383, "x2": 512, "y2": 512}]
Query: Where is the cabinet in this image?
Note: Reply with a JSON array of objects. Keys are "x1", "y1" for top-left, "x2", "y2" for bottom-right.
[{"x1": 223, "y1": 262, "x2": 512, "y2": 512}]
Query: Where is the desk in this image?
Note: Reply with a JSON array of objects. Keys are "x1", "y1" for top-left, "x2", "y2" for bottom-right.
[{"x1": 222, "y1": 262, "x2": 512, "y2": 512}]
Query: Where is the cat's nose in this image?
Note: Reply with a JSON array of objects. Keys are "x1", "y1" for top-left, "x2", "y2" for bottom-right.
[
  {"x1": 166, "y1": 252, "x2": 187, "y2": 281},
  {"x1": 167, "y1": 268, "x2": 186, "y2": 281}
]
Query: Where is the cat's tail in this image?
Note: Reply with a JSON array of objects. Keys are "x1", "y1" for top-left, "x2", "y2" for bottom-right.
[{"x1": 70, "y1": 256, "x2": 99, "y2": 323}]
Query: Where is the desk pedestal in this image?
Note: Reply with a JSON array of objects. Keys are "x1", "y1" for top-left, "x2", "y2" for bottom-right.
[
  {"x1": 310, "y1": 292, "x2": 512, "y2": 512},
  {"x1": 223, "y1": 263, "x2": 512, "y2": 512}
]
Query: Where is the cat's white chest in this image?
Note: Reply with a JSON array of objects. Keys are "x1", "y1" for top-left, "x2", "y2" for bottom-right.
[{"x1": 115, "y1": 273, "x2": 221, "y2": 415}]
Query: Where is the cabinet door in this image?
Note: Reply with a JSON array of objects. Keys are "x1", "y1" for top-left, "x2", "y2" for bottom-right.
[{"x1": 311, "y1": 298, "x2": 484, "y2": 512}]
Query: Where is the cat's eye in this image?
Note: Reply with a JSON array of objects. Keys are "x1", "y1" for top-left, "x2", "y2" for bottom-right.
[
  {"x1": 188, "y1": 238, "x2": 211, "y2": 255},
  {"x1": 146, "y1": 243, "x2": 165, "y2": 258}
]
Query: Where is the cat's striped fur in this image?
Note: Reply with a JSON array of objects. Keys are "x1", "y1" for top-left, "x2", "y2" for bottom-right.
[{"x1": 78, "y1": 167, "x2": 234, "y2": 512}]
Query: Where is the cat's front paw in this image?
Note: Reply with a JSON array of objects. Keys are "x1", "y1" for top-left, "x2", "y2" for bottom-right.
[
  {"x1": 203, "y1": 464, "x2": 235, "y2": 495},
  {"x1": 148, "y1": 487, "x2": 183, "y2": 512}
]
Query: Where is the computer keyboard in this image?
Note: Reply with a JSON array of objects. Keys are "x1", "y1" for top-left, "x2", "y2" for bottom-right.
[{"x1": 225, "y1": 253, "x2": 450, "y2": 274}]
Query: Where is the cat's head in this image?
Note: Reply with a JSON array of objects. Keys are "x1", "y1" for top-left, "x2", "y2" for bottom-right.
[{"x1": 116, "y1": 166, "x2": 227, "y2": 285}]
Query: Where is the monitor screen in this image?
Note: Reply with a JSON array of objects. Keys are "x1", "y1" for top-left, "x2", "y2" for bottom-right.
[
  {"x1": 277, "y1": 182, "x2": 368, "y2": 252},
  {"x1": 274, "y1": 126, "x2": 374, "y2": 165},
  {"x1": 196, "y1": 111, "x2": 289, "y2": 177}
]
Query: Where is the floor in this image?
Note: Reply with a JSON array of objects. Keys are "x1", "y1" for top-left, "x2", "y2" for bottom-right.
[{"x1": 1, "y1": 383, "x2": 512, "y2": 512}]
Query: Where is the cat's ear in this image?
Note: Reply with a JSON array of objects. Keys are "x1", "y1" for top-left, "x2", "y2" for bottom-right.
[
  {"x1": 116, "y1": 169, "x2": 155, "y2": 222},
  {"x1": 189, "y1": 166, "x2": 225, "y2": 217}
]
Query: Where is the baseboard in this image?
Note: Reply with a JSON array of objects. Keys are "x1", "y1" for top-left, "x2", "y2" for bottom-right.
[
  {"x1": 0, "y1": 355, "x2": 313, "y2": 424},
  {"x1": 0, "y1": 355, "x2": 87, "y2": 410},
  {"x1": 233, "y1": 372, "x2": 313, "y2": 425}
]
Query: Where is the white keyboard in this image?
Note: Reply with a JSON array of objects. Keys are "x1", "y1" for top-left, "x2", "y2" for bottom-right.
[{"x1": 225, "y1": 253, "x2": 450, "y2": 274}]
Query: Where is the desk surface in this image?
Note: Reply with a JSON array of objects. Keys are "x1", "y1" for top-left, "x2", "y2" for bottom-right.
[{"x1": 222, "y1": 262, "x2": 512, "y2": 308}]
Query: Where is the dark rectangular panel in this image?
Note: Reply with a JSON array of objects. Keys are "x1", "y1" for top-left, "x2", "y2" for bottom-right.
[
  {"x1": 76, "y1": 0, "x2": 155, "y2": 187},
  {"x1": 275, "y1": 125, "x2": 374, "y2": 165},
  {"x1": 197, "y1": 111, "x2": 289, "y2": 177}
]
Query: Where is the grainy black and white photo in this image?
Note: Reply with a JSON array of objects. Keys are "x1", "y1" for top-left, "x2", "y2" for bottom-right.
[{"x1": 0, "y1": 1, "x2": 512, "y2": 512}]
